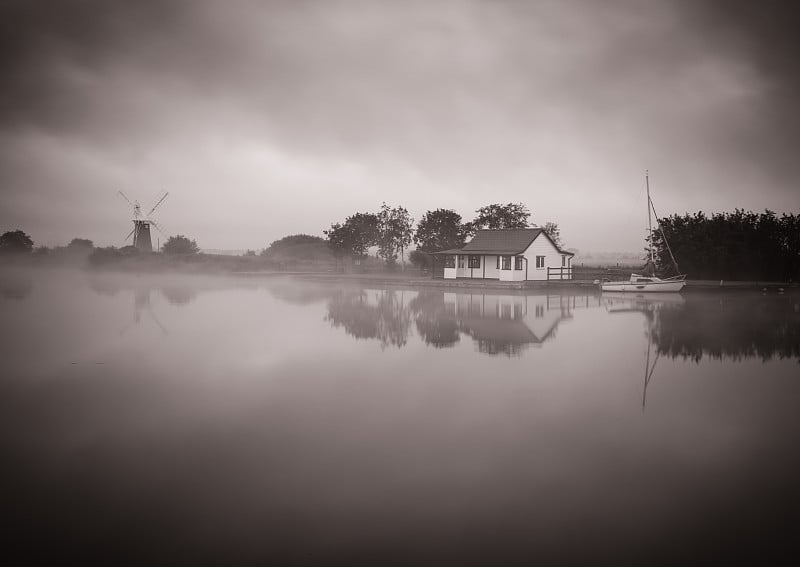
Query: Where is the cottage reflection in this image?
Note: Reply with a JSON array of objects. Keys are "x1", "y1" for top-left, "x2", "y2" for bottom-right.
[
  {"x1": 325, "y1": 288, "x2": 579, "y2": 355},
  {"x1": 442, "y1": 292, "x2": 572, "y2": 356}
]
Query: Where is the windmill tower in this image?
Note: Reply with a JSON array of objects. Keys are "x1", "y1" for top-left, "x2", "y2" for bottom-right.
[{"x1": 118, "y1": 190, "x2": 169, "y2": 252}]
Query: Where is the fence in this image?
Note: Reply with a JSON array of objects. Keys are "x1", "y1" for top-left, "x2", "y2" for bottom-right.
[{"x1": 547, "y1": 267, "x2": 573, "y2": 280}]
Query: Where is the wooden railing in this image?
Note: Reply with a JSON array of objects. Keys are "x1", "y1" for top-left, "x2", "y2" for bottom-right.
[{"x1": 547, "y1": 267, "x2": 573, "y2": 280}]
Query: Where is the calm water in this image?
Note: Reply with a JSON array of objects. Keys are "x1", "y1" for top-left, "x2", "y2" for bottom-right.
[{"x1": 2, "y1": 268, "x2": 799, "y2": 565}]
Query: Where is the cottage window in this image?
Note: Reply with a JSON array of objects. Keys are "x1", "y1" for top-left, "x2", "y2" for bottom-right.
[
  {"x1": 468, "y1": 255, "x2": 481, "y2": 268},
  {"x1": 444, "y1": 255, "x2": 456, "y2": 268},
  {"x1": 502, "y1": 256, "x2": 512, "y2": 270},
  {"x1": 514, "y1": 256, "x2": 523, "y2": 270},
  {"x1": 458, "y1": 255, "x2": 465, "y2": 268},
  {"x1": 562, "y1": 255, "x2": 566, "y2": 267},
  {"x1": 536, "y1": 255, "x2": 545, "y2": 268}
]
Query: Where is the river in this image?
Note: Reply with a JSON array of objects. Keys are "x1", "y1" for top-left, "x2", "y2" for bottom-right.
[{"x1": 1, "y1": 267, "x2": 798, "y2": 565}]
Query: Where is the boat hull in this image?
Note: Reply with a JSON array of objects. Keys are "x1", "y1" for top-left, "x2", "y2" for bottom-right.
[{"x1": 601, "y1": 280, "x2": 686, "y2": 293}]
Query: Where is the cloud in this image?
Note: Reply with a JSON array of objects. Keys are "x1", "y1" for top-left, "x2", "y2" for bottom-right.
[{"x1": 0, "y1": 0, "x2": 796, "y2": 250}]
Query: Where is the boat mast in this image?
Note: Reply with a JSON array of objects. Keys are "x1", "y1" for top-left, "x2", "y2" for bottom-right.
[{"x1": 646, "y1": 170, "x2": 655, "y2": 273}]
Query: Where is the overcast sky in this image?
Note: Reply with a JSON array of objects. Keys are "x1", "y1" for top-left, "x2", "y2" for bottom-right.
[{"x1": 1, "y1": 0, "x2": 797, "y2": 252}]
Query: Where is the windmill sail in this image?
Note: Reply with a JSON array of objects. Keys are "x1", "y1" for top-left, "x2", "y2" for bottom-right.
[{"x1": 119, "y1": 190, "x2": 168, "y2": 252}]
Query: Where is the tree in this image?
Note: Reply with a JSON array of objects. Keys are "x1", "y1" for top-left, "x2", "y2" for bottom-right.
[
  {"x1": 325, "y1": 212, "x2": 381, "y2": 260},
  {"x1": 89, "y1": 246, "x2": 123, "y2": 266},
  {"x1": 0, "y1": 230, "x2": 34, "y2": 254},
  {"x1": 414, "y1": 208, "x2": 469, "y2": 252},
  {"x1": 261, "y1": 234, "x2": 331, "y2": 262},
  {"x1": 651, "y1": 209, "x2": 800, "y2": 280},
  {"x1": 67, "y1": 238, "x2": 94, "y2": 250},
  {"x1": 409, "y1": 249, "x2": 431, "y2": 270},
  {"x1": 471, "y1": 203, "x2": 531, "y2": 230},
  {"x1": 377, "y1": 203, "x2": 414, "y2": 270},
  {"x1": 542, "y1": 222, "x2": 563, "y2": 248},
  {"x1": 162, "y1": 235, "x2": 200, "y2": 255}
]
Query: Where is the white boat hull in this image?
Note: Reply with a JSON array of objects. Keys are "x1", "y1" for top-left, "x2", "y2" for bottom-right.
[{"x1": 601, "y1": 274, "x2": 686, "y2": 293}]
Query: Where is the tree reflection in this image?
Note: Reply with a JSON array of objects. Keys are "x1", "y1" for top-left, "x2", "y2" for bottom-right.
[
  {"x1": 0, "y1": 273, "x2": 33, "y2": 300},
  {"x1": 325, "y1": 289, "x2": 412, "y2": 348},
  {"x1": 88, "y1": 277, "x2": 121, "y2": 297},
  {"x1": 160, "y1": 286, "x2": 197, "y2": 306},
  {"x1": 650, "y1": 293, "x2": 800, "y2": 362},
  {"x1": 325, "y1": 289, "x2": 572, "y2": 356},
  {"x1": 266, "y1": 280, "x2": 338, "y2": 305},
  {"x1": 408, "y1": 292, "x2": 460, "y2": 348}
]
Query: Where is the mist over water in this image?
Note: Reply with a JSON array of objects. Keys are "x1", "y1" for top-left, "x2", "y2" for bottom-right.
[{"x1": 2, "y1": 267, "x2": 798, "y2": 564}]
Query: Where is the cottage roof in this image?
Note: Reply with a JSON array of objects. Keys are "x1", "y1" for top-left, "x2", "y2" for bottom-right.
[
  {"x1": 459, "y1": 317, "x2": 539, "y2": 345},
  {"x1": 433, "y1": 228, "x2": 574, "y2": 256}
]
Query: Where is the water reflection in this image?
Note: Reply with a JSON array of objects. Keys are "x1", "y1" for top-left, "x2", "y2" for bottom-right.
[
  {"x1": 324, "y1": 288, "x2": 586, "y2": 356},
  {"x1": 651, "y1": 293, "x2": 800, "y2": 362},
  {"x1": 88, "y1": 276, "x2": 200, "y2": 307},
  {"x1": 603, "y1": 291, "x2": 800, "y2": 362},
  {"x1": 3, "y1": 272, "x2": 799, "y2": 563},
  {"x1": 325, "y1": 289, "x2": 413, "y2": 348},
  {"x1": 120, "y1": 289, "x2": 168, "y2": 336},
  {"x1": 0, "y1": 270, "x2": 34, "y2": 300},
  {"x1": 321, "y1": 286, "x2": 800, "y2": 362},
  {"x1": 408, "y1": 292, "x2": 460, "y2": 348},
  {"x1": 439, "y1": 292, "x2": 572, "y2": 356},
  {"x1": 160, "y1": 285, "x2": 197, "y2": 306}
]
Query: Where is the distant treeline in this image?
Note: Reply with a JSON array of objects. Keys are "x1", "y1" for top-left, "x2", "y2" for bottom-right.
[{"x1": 652, "y1": 210, "x2": 800, "y2": 281}]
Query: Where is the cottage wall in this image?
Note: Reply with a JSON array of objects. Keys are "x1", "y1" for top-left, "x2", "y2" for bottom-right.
[
  {"x1": 484, "y1": 255, "x2": 500, "y2": 279},
  {"x1": 522, "y1": 235, "x2": 565, "y2": 281},
  {"x1": 441, "y1": 234, "x2": 571, "y2": 281}
]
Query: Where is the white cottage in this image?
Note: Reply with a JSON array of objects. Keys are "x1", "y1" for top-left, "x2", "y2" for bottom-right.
[{"x1": 435, "y1": 228, "x2": 573, "y2": 281}]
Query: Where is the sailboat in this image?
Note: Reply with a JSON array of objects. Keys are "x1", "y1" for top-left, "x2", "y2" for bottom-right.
[{"x1": 601, "y1": 171, "x2": 686, "y2": 293}]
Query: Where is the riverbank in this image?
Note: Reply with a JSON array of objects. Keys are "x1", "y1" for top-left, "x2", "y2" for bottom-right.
[
  {"x1": 3, "y1": 259, "x2": 795, "y2": 293},
  {"x1": 232, "y1": 270, "x2": 797, "y2": 293}
]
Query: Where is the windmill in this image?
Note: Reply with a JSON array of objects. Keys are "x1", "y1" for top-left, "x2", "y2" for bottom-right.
[{"x1": 118, "y1": 190, "x2": 169, "y2": 252}]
